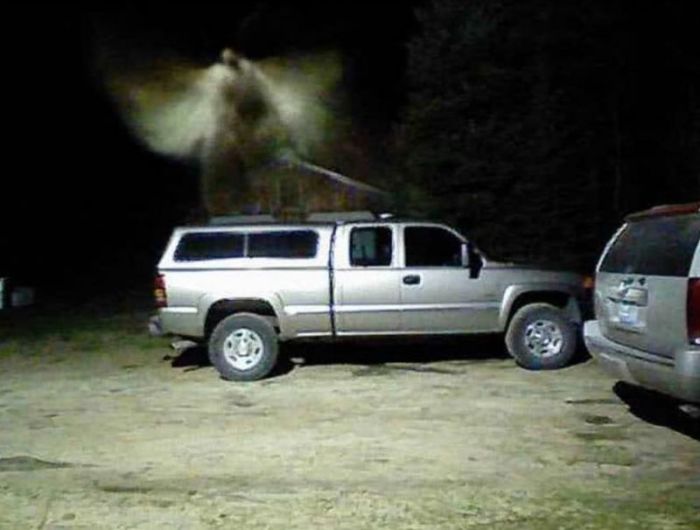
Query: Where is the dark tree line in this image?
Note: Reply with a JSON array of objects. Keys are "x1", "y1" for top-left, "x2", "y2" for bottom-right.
[{"x1": 393, "y1": 0, "x2": 700, "y2": 270}]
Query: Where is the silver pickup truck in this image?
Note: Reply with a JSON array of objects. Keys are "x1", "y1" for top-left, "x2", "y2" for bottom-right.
[{"x1": 155, "y1": 218, "x2": 585, "y2": 380}]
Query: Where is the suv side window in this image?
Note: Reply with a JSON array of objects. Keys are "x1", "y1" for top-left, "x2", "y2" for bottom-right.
[
  {"x1": 350, "y1": 227, "x2": 393, "y2": 267},
  {"x1": 405, "y1": 226, "x2": 462, "y2": 267}
]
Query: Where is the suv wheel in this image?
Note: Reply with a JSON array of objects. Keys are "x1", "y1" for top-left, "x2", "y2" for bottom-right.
[
  {"x1": 505, "y1": 303, "x2": 577, "y2": 370},
  {"x1": 209, "y1": 313, "x2": 279, "y2": 381}
]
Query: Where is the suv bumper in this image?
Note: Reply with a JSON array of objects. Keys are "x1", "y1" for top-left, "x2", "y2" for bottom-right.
[{"x1": 584, "y1": 320, "x2": 700, "y2": 403}]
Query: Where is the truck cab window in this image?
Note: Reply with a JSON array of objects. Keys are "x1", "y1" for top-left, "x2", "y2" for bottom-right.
[
  {"x1": 350, "y1": 227, "x2": 392, "y2": 267},
  {"x1": 405, "y1": 226, "x2": 462, "y2": 267}
]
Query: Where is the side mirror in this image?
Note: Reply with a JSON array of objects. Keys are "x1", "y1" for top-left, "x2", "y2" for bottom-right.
[{"x1": 465, "y1": 242, "x2": 483, "y2": 279}]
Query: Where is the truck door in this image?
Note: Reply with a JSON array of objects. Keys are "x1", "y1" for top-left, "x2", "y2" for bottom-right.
[
  {"x1": 400, "y1": 225, "x2": 499, "y2": 333},
  {"x1": 333, "y1": 225, "x2": 402, "y2": 334}
]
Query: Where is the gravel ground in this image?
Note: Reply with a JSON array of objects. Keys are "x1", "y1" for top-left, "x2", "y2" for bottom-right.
[{"x1": 0, "y1": 309, "x2": 698, "y2": 529}]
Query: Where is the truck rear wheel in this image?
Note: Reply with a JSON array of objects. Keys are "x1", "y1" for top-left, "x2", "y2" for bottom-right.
[
  {"x1": 208, "y1": 313, "x2": 279, "y2": 381},
  {"x1": 505, "y1": 303, "x2": 577, "y2": 370}
]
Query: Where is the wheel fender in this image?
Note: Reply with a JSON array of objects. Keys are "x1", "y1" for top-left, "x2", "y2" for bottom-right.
[
  {"x1": 198, "y1": 292, "x2": 287, "y2": 336},
  {"x1": 500, "y1": 284, "x2": 582, "y2": 330}
]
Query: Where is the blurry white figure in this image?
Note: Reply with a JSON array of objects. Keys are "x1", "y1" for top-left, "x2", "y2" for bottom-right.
[{"x1": 102, "y1": 48, "x2": 342, "y2": 213}]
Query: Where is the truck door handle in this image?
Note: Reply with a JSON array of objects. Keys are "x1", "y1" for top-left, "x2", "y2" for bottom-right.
[{"x1": 403, "y1": 274, "x2": 421, "y2": 286}]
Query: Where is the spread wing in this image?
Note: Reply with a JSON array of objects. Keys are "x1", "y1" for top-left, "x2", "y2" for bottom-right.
[
  {"x1": 256, "y1": 51, "x2": 342, "y2": 159},
  {"x1": 104, "y1": 57, "x2": 219, "y2": 159},
  {"x1": 101, "y1": 50, "x2": 343, "y2": 163}
]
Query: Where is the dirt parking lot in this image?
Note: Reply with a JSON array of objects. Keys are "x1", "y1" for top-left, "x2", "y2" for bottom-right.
[{"x1": 1, "y1": 306, "x2": 698, "y2": 529}]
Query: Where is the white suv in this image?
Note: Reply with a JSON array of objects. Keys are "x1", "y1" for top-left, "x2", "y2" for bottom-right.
[{"x1": 584, "y1": 203, "x2": 700, "y2": 403}]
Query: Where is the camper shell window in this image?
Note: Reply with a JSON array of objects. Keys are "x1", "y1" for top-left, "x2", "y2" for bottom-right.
[{"x1": 174, "y1": 230, "x2": 318, "y2": 262}]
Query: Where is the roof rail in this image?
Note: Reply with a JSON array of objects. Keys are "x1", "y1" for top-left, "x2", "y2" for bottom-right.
[
  {"x1": 306, "y1": 211, "x2": 379, "y2": 222},
  {"x1": 209, "y1": 215, "x2": 276, "y2": 225},
  {"x1": 625, "y1": 202, "x2": 700, "y2": 221},
  {"x1": 207, "y1": 211, "x2": 396, "y2": 225}
]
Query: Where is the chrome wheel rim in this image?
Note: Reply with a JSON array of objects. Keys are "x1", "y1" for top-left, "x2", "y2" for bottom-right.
[
  {"x1": 524, "y1": 320, "x2": 563, "y2": 358},
  {"x1": 222, "y1": 328, "x2": 264, "y2": 370}
]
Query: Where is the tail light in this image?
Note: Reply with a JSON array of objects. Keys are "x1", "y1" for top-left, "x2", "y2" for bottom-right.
[
  {"x1": 154, "y1": 274, "x2": 167, "y2": 308},
  {"x1": 688, "y1": 278, "x2": 700, "y2": 345}
]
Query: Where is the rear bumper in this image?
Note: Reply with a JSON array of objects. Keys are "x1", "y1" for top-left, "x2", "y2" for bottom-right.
[
  {"x1": 158, "y1": 307, "x2": 204, "y2": 338},
  {"x1": 584, "y1": 320, "x2": 700, "y2": 403},
  {"x1": 148, "y1": 315, "x2": 164, "y2": 337}
]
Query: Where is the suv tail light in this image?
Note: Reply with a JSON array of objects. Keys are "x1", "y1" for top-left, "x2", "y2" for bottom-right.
[
  {"x1": 154, "y1": 274, "x2": 167, "y2": 308},
  {"x1": 688, "y1": 278, "x2": 700, "y2": 345}
]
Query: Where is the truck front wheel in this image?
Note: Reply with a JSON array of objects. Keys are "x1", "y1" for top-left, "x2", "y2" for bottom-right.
[
  {"x1": 208, "y1": 313, "x2": 279, "y2": 381},
  {"x1": 505, "y1": 303, "x2": 577, "y2": 370}
]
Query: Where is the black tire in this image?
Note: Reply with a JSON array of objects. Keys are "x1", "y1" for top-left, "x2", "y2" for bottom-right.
[
  {"x1": 505, "y1": 303, "x2": 577, "y2": 370},
  {"x1": 208, "y1": 313, "x2": 279, "y2": 381}
]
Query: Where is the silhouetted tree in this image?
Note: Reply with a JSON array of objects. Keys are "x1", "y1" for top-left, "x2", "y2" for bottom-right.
[{"x1": 396, "y1": 0, "x2": 699, "y2": 270}]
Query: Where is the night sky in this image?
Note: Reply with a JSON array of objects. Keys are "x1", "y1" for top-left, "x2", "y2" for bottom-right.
[
  {"x1": 1, "y1": 2, "x2": 698, "y2": 299},
  {"x1": 2, "y1": 2, "x2": 420, "y2": 296}
]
